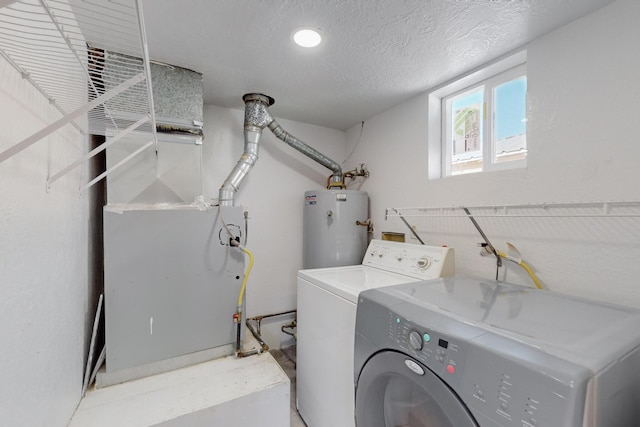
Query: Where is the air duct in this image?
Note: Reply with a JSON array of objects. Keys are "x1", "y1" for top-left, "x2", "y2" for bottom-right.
[{"x1": 219, "y1": 93, "x2": 344, "y2": 206}]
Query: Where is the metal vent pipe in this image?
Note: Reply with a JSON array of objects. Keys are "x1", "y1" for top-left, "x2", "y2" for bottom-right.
[{"x1": 219, "y1": 93, "x2": 343, "y2": 206}]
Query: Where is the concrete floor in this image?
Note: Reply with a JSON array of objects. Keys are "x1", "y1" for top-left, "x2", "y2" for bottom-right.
[{"x1": 270, "y1": 346, "x2": 307, "y2": 427}]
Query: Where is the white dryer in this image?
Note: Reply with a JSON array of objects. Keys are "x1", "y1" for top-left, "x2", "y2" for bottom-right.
[
  {"x1": 354, "y1": 278, "x2": 640, "y2": 426},
  {"x1": 297, "y1": 240, "x2": 454, "y2": 427}
]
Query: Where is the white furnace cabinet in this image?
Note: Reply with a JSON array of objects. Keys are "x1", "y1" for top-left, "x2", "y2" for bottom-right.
[{"x1": 103, "y1": 204, "x2": 245, "y2": 373}]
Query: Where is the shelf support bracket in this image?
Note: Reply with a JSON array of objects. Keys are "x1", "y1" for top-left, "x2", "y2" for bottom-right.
[
  {"x1": 462, "y1": 207, "x2": 502, "y2": 278},
  {"x1": 0, "y1": 72, "x2": 146, "y2": 165},
  {"x1": 80, "y1": 139, "x2": 154, "y2": 191},
  {"x1": 47, "y1": 115, "x2": 150, "y2": 189},
  {"x1": 135, "y1": 0, "x2": 158, "y2": 153},
  {"x1": 0, "y1": 49, "x2": 84, "y2": 134}
]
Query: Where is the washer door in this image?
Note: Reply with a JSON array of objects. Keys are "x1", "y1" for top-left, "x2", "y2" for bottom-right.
[{"x1": 355, "y1": 351, "x2": 478, "y2": 427}]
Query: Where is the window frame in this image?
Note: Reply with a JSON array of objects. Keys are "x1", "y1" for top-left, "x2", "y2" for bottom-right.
[{"x1": 428, "y1": 50, "x2": 527, "y2": 179}]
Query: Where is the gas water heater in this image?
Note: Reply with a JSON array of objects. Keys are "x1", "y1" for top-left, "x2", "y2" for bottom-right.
[
  {"x1": 303, "y1": 189, "x2": 368, "y2": 269},
  {"x1": 219, "y1": 93, "x2": 370, "y2": 270}
]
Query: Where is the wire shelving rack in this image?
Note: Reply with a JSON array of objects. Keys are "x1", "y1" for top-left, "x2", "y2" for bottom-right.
[{"x1": 0, "y1": 0, "x2": 157, "y2": 190}]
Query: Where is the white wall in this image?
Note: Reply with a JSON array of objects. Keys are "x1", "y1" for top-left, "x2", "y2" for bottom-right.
[
  {"x1": 345, "y1": 0, "x2": 640, "y2": 307},
  {"x1": 203, "y1": 104, "x2": 347, "y2": 348},
  {"x1": 0, "y1": 58, "x2": 91, "y2": 424}
]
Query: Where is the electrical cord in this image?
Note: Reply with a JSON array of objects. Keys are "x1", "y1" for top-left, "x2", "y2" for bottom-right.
[{"x1": 342, "y1": 121, "x2": 365, "y2": 167}]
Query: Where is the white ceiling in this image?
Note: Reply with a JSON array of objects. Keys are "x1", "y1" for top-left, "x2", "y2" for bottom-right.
[{"x1": 141, "y1": 0, "x2": 614, "y2": 131}]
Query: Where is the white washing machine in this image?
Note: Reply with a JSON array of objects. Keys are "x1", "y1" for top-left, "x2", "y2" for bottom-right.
[
  {"x1": 297, "y1": 240, "x2": 454, "y2": 427},
  {"x1": 354, "y1": 278, "x2": 640, "y2": 427}
]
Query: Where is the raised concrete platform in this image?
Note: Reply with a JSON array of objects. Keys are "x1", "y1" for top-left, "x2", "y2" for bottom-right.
[
  {"x1": 95, "y1": 343, "x2": 236, "y2": 388},
  {"x1": 70, "y1": 350, "x2": 290, "y2": 427}
]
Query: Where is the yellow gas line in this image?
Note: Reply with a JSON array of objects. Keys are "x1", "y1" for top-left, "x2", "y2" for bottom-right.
[{"x1": 496, "y1": 250, "x2": 543, "y2": 290}]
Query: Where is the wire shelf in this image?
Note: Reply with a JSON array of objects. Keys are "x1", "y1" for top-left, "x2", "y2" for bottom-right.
[
  {"x1": 386, "y1": 201, "x2": 640, "y2": 219},
  {"x1": 0, "y1": 0, "x2": 157, "y2": 188}
]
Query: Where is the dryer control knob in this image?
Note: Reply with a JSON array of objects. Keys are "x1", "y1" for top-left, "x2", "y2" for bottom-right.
[{"x1": 409, "y1": 331, "x2": 423, "y2": 351}]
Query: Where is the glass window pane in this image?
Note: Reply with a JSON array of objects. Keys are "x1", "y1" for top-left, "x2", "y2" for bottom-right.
[
  {"x1": 449, "y1": 89, "x2": 483, "y2": 175},
  {"x1": 493, "y1": 76, "x2": 527, "y2": 164}
]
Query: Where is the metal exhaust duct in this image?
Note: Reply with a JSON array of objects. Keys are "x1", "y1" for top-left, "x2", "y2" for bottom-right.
[{"x1": 219, "y1": 93, "x2": 344, "y2": 206}]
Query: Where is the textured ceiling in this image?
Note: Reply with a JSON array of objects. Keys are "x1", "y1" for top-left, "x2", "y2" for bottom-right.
[{"x1": 141, "y1": 0, "x2": 614, "y2": 130}]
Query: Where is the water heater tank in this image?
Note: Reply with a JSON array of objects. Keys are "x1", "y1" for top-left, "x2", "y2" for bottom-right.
[{"x1": 303, "y1": 189, "x2": 369, "y2": 269}]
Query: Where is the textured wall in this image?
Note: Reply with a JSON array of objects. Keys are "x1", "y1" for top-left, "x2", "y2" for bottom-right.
[
  {"x1": 345, "y1": 0, "x2": 640, "y2": 307},
  {"x1": 0, "y1": 48, "x2": 90, "y2": 425}
]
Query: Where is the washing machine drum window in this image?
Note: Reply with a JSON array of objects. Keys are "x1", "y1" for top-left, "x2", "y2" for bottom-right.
[{"x1": 355, "y1": 351, "x2": 478, "y2": 427}]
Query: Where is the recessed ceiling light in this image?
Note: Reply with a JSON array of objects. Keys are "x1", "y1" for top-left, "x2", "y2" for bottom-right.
[{"x1": 293, "y1": 27, "x2": 322, "y2": 48}]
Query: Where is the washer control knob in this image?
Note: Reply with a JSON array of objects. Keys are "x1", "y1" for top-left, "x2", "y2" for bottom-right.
[
  {"x1": 409, "y1": 331, "x2": 423, "y2": 351},
  {"x1": 417, "y1": 257, "x2": 430, "y2": 269}
]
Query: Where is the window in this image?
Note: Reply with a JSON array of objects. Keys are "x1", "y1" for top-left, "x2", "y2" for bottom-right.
[{"x1": 428, "y1": 52, "x2": 527, "y2": 178}]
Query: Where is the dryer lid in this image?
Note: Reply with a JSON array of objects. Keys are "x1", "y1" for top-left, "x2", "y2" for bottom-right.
[{"x1": 375, "y1": 278, "x2": 640, "y2": 372}]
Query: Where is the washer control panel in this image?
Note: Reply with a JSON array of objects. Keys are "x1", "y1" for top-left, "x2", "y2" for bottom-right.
[
  {"x1": 387, "y1": 311, "x2": 463, "y2": 379},
  {"x1": 356, "y1": 284, "x2": 602, "y2": 427},
  {"x1": 372, "y1": 303, "x2": 584, "y2": 427},
  {"x1": 362, "y1": 239, "x2": 454, "y2": 279}
]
